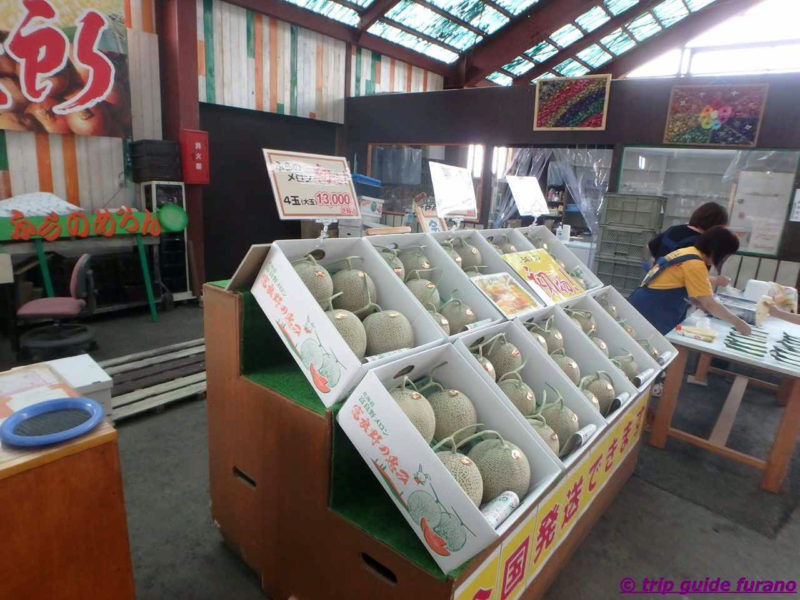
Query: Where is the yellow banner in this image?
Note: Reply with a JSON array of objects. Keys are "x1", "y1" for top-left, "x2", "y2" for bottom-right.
[{"x1": 503, "y1": 249, "x2": 585, "y2": 303}]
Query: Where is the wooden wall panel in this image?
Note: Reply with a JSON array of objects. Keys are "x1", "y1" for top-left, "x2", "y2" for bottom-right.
[
  {"x1": 350, "y1": 47, "x2": 444, "y2": 97},
  {"x1": 0, "y1": 1, "x2": 161, "y2": 205}
]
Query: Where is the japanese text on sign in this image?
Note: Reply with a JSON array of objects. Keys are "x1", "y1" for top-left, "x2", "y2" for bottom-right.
[
  {"x1": 263, "y1": 149, "x2": 361, "y2": 220},
  {"x1": 428, "y1": 161, "x2": 478, "y2": 220},
  {"x1": 4, "y1": 207, "x2": 161, "y2": 242}
]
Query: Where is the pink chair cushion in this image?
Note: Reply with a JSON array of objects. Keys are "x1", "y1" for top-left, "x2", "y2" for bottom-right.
[{"x1": 17, "y1": 297, "x2": 86, "y2": 318}]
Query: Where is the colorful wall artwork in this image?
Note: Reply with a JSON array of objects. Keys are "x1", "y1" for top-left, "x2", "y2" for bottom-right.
[
  {"x1": 533, "y1": 75, "x2": 611, "y2": 131},
  {"x1": 663, "y1": 84, "x2": 768, "y2": 147}
]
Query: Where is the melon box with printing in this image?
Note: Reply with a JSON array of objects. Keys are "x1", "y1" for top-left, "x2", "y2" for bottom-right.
[
  {"x1": 249, "y1": 238, "x2": 448, "y2": 407},
  {"x1": 366, "y1": 233, "x2": 505, "y2": 339},
  {"x1": 337, "y1": 343, "x2": 561, "y2": 573},
  {"x1": 455, "y1": 320, "x2": 610, "y2": 469},
  {"x1": 517, "y1": 225, "x2": 604, "y2": 291}
]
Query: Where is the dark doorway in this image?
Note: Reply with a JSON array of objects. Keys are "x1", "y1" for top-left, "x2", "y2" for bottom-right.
[{"x1": 200, "y1": 103, "x2": 340, "y2": 281}]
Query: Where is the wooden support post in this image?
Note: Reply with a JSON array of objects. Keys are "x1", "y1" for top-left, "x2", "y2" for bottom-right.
[
  {"x1": 709, "y1": 374, "x2": 748, "y2": 446},
  {"x1": 650, "y1": 346, "x2": 689, "y2": 448},
  {"x1": 777, "y1": 377, "x2": 792, "y2": 406},
  {"x1": 761, "y1": 377, "x2": 800, "y2": 493},
  {"x1": 687, "y1": 352, "x2": 711, "y2": 386}
]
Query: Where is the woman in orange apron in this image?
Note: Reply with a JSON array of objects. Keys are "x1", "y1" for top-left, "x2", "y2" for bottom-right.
[{"x1": 629, "y1": 227, "x2": 750, "y2": 335}]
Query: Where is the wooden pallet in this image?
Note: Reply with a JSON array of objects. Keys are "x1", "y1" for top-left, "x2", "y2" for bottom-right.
[{"x1": 100, "y1": 339, "x2": 207, "y2": 421}]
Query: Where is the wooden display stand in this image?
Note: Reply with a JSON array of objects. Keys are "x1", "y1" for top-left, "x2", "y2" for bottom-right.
[
  {"x1": 0, "y1": 420, "x2": 135, "y2": 599},
  {"x1": 204, "y1": 283, "x2": 645, "y2": 600}
]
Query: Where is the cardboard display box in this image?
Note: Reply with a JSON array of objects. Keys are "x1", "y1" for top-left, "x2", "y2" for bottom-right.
[
  {"x1": 249, "y1": 238, "x2": 448, "y2": 407},
  {"x1": 455, "y1": 321, "x2": 609, "y2": 468},
  {"x1": 338, "y1": 344, "x2": 562, "y2": 572},
  {"x1": 365, "y1": 233, "x2": 505, "y2": 338},
  {"x1": 204, "y1": 283, "x2": 649, "y2": 600}
]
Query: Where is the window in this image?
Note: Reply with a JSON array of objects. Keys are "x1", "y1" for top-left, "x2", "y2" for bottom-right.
[
  {"x1": 525, "y1": 41, "x2": 559, "y2": 62},
  {"x1": 503, "y1": 56, "x2": 535, "y2": 76},
  {"x1": 385, "y1": 0, "x2": 482, "y2": 51},
  {"x1": 553, "y1": 58, "x2": 590, "y2": 77},
  {"x1": 576, "y1": 44, "x2": 613, "y2": 68},
  {"x1": 487, "y1": 71, "x2": 513, "y2": 86},
  {"x1": 575, "y1": 6, "x2": 611, "y2": 32},
  {"x1": 367, "y1": 21, "x2": 460, "y2": 63},
  {"x1": 549, "y1": 23, "x2": 584, "y2": 48},
  {"x1": 627, "y1": 12, "x2": 662, "y2": 42},
  {"x1": 601, "y1": 28, "x2": 637, "y2": 55}
]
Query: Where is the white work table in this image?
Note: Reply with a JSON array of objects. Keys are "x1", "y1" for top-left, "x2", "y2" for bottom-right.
[{"x1": 650, "y1": 314, "x2": 800, "y2": 493}]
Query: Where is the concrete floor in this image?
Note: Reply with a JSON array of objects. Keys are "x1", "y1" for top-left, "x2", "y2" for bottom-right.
[{"x1": 9, "y1": 303, "x2": 799, "y2": 599}]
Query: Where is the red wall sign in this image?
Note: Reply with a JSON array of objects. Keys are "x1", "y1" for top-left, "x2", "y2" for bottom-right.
[{"x1": 180, "y1": 129, "x2": 210, "y2": 184}]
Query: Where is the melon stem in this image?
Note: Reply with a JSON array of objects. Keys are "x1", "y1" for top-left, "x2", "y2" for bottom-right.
[
  {"x1": 431, "y1": 423, "x2": 482, "y2": 452},
  {"x1": 498, "y1": 358, "x2": 527, "y2": 382},
  {"x1": 324, "y1": 291, "x2": 344, "y2": 311},
  {"x1": 327, "y1": 255, "x2": 362, "y2": 270},
  {"x1": 290, "y1": 254, "x2": 318, "y2": 265}
]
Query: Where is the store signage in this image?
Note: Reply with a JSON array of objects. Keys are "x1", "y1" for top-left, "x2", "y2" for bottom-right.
[
  {"x1": 729, "y1": 170, "x2": 795, "y2": 257},
  {"x1": 506, "y1": 176, "x2": 549, "y2": 217},
  {"x1": 180, "y1": 129, "x2": 210, "y2": 184},
  {"x1": 0, "y1": 0, "x2": 130, "y2": 138},
  {"x1": 262, "y1": 149, "x2": 360, "y2": 220},
  {"x1": 429, "y1": 161, "x2": 478, "y2": 220},
  {"x1": 0, "y1": 207, "x2": 169, "y2": 242}
]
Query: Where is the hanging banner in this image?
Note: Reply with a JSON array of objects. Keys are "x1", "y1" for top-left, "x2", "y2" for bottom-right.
[
  {"x1": 429, "y1": 161, "x2": 478, "y2": 220},
  {"x1": 263, "y1": 149, "x2": 360, "y2": 220},
  {"x1": 0, "y1": 0, "x2": 130, "y2": 138},
  {"x1": 506, "y1": 175, "x2": 549, "y2": 217}
]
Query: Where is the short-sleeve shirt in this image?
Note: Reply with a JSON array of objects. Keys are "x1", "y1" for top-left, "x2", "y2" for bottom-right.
[
  {"x1": 645, "y1": 247, "x2": 713, "y2": 298},
  {"x1": 648, "y1": 225, "x2": 700, "y2": 260}
]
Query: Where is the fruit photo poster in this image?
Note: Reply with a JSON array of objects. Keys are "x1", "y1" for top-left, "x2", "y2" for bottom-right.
[{"x1": 0, "y1": 0, "x2": 130, "y2": 138}]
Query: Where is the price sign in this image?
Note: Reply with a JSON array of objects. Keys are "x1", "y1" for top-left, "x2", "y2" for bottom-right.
[
  {"x1": 506, "y1": 175, "x2": 549, "y2": 217},
  {"x1": 263, "y1": 149, "x2": 361, "y2": 220},
  {"x1": 428, "y1": 161, "x2": 478, "y2": 219}
]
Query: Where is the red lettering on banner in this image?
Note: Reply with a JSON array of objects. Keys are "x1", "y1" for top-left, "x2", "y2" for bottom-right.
[
  {"x1": 54, "y1": 10, "x2": 114, "y2": 114},
  {"x1": 500, "y1": 539, "x2": 529, "y2": 600},
  {"x1": 141, "y1": 210, "x2": 161, "y2": 236},
  {"x1": 605, "y1": 438, "x2": 619, "y2": 473},
  {"x1": 620, "y1": 421, "x2": 633, "y2": 454},
  {"x1": 588, "y1": 455, "x2": 603, "y2": 492},
  {"x1": 10, "y1": 210, "x2": 35, "y2": 241},
  {"x1": 5, "y1": 0, "x2": 70, "y2": 103},
  {"x1": 563, "y1": 477, "x2": 583, "y2": 526},
  {"x1": 116, "y1": 206, "x2": 140, "y2": 233},
  {"x1": 0, "y1": 47, "x2": 11, "y2": 109},
  {"x1": 93, "y1": 208, "x2": 116, "y2": 237},
  {"x1": 66, "y1": 212, "x2": 90, "y2": 238},
  {"x1": 36, "y1": 212, "x2": 61, "y2": 241},
  {"x1": 534, "y1": 504, "x2": 560, "y2": 562}
]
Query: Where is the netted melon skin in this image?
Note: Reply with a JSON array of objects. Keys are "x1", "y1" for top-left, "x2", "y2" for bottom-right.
[
  {"x1": 390, "y1": 389, "x2": 436, "y2": 443},
  {"x1": 331, "y1": 270, "x2": 377, "y2": 313},
  {"x1": 437, "y1": 451, "x2": 483, "y2": 506},
  {"x1": 326, "y1": 310, "x2": 366, "y2": 359},
  {"x1": 499, "y1": 380, "x2": 536, "y2": 415},
  {"x1": 468, "y1": 439, "x2": 531, "y2": 503},
  {"x1": 487, "y1": 342, "x2": 523, "y2": 379},
  {"x1": 294, "y1": 261, "x2": 333, "y2": 305},
  {"x1": 541, "y1": 404, "x2": 579, "y2": 452},
  {"x1": 364, "y1": 311, "x2": 414, "y2": 356},
  {"x1": 427, "y1": 390, "x2": 478, "y2": 441},
  {"x1": 406, "y1": 279, "x2": 441, "y2": 310},
  {"x1": 529, "y1": 420, "x2": 560, "y2": 455}
]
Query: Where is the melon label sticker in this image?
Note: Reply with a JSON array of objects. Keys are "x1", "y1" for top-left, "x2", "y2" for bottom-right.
[
  {"x1": 466, "y1": 318, "x2": 494, "y2": 331},
  {"x1": 365, "y1": 348, "x2": 411, "y2": 363}
]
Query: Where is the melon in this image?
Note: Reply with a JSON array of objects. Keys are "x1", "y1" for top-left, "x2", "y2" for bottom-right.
[
  {"x1": 429, "y1": 310, "x2": 450, "y2": 335},
  {"x1": 550, "y1": 349, "x2": 581, "y2": 385},
  {"x1": 399, "y1": 247, "x2": 431, "y2": 278},
  {"x1": 440, "y1": 240, "x2": 463, "y2": 268},
  {"x1": 580, "y1": 372, "x2": 616, "y2": 415},
  {"x1": 597, "y1": 296, "x2": 619, "y2": 319},
  {"x1": 498, "y1": 373, "x2": 536, "y2": 415},
  {"x1": 453, "y1": 238, "x2": 482, "y2": 269},
  {"x1": 467, "y1": 432, "x2": 531, "y2": 503},
  {"x1": 590, "y1": 335, "x2": 609, "y2": 356},
  {"x1": 390, "y1": 380, "x2": 436, "y2": 442},
  {"x1": 564, "y1": 308, "x2": 597, "y2": 335},
  {"x1": 527, "y1": 317, "x2": 564, "y2": 353},
  {"x1": 326, "y1": 308, "x2": 367, "y2": 359},
  {"x1": 292, "y1": 255, "x2": 333, "y2": 306},
  {"x1": 426, "y1": 386, "x2": 478, "y2": 442},
  {"x1": 617, "y1": 319, "x2": 637, "y2": 338},
  {"x1": 581, "y1": 388, "x2": 601, "y2": 412},
  {"x1": 440, "y1": 296, "x2": 477, "y2": 334},
  {"x1": 379, "y1": 247, "x2": 406, "y2": 279},
  {"x1": 529, "y1": 330, "x2": 549, "y2": 353},
  {"x1": 436, "y1": 450, "x2": 483, "y2": 506},
  {"x1": 363, "y1": 308, "x2": 414, "y2": 355},
  {"x1": 638, "y1": 338, "x2": 661, "y2": 361},
  {"x1": 526, "y1": 415, "x2": 560, "y2": 455},
  {"x1": 485, "y1": 334, "x2": 523, "y2": 379},
  {"x1": 612, "y1": 352, "x2": 640, "y2": 382},
  {"x1": 496, "y1": 234, "x2": 518, "y2": 254},
  {"x1": 540, "y1": 396, "x2": 579, "y2": 455},
  {"x1": 406, "y1": 277, "x2": 441, "y2": 310},
  {"x1": 472, "y1": 353, "x2": 496, "y2": 381},
  {"x1": 330, "y1": 257, "x2": 377, "y2": 316},
  {"x1": 569, "y1": 269, "x2": 588, "y2": 289}
]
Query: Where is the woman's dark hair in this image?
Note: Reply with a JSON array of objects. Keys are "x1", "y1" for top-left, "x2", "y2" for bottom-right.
[
  {"x1": 694, "y1": 226, "x2": 739, "y2": 270},
  {"x1": 689, "y1": 202, "x2": 729, "y2": 230}
]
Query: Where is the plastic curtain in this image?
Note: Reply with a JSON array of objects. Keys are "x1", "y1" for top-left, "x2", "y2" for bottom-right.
[
  {"x1": 491, "y1": 148, "x2": 550, "y2": 228},
  {"x1": 722, "y1": 150, "x2": 800, "y2": 183}
]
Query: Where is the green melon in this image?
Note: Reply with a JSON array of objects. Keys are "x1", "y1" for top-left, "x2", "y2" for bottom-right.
[
  {"x1": 453, "y1": 238, "x2": 482, "y2": 269},
  {"x1": 580, "y1": 372, "x2": 616, "y2": 415},
  {"x1": 590, "y1": 335, "x2": 610, "y2": 356},
  {"x1": 496, "y1": 235, "x2": 518, "y2": 254},
  {"x1": 485, "y1": 335, "x2": 523, "y2": 379},
  {"x1": 638, "y1": 338, "x2": 661, "y2": 361},
  {"x1": 440, "y1": 298, "x2": 477, "y2": 334},
  {"x1": 581, "y1": 388, "x2": 601, "y2": 413},
  {"x1": 406, "y1": 278, "x2": 441, "y2": 310},
  {"x1": 565, "y1": 308, "x2": 597, "y2": 335},
  {"x1": 528, "y1": 318, "x2": 564, "y2": 353},
  {"x1": 526, "y1": 416, "x2": 560, "y2": 455},
  {"x1": 440, "y1": 240, "x2": 463, "y2": 268},
  {"x1": 293, "y1": 256, "x2": 333, "y2": 306},
  {"x1": 612, "y1": 352, "x2": 640, "y2": 382},
  {"x1": 379, "y1": 248, "x2": 406, "y2": 279},
  {"x1": 540, "y1": 399, "x2": 580, "y2": 454},
  {"x1": 498, "y1": 376, "x2": 537, "y2": 415},
  {"x1": 326, "y1": 309, "x2": 367, "y2": 359},
  {"x1": 437, "y1": 451, "x2": 483, "y2": 506},
  {"x1": 390, "y1": 387, "x2": 436, "y2": 442},
  {"x1": 399, "y1": 247, "x2": 432, "y2": 277},
  {"x1": 427, "y1": 388, "x2": 478, "y2": 442},
  {"x1": 473, "y1": 353, "x2": 496, "y2": 381},
  {"x1": 597, "y1": 296, "x2": 619, "y2": 319},
  {"x1": 429, "y1": 310, "x2": 450, "y2": 335},
  {"x1": 529, "y1": 331, "x2": 549, "y2": 353},
  {"x1": 617, "y1": 319, "x2": 638, "y2": 338},
  {"x1": 331, "y1": 266, "x2": 377, "y2": 316},
  {"x1": 468, "y1": 434, "x2": 531, "y2": 503},
  {"x1": 550, "y1": 349, "x2": 581, "y2": 385},
  {"x1": 363, "y1": 309, "x2": 414, "y2": 355}
]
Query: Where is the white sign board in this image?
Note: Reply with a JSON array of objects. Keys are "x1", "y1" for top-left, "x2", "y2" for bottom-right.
[
  {"x1": 506, "y1": 175, "x2": 549, "y2": 217},
  {"x1": 428, "y1": 161, "x2": 478, "y2": 219},
  {"x1": 263, "y1": 149, "x2": 360, "y2": 220},
  {"x1": 729, "y1": 171, "x2": 794, "y2": 255}
]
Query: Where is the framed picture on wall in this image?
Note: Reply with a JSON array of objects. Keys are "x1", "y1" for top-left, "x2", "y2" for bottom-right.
[
  {"x1": 415, "y1": 206, "x2": 447, "y2": 232},
  {"x1": 663, "y1": 84, "x2": 769, "y2": 147},
  {"x1": 533, "y1": 74, "x2": 612, "y2": 131}
]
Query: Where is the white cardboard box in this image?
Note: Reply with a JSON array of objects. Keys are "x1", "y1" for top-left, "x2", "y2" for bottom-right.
[
  {"x1": 46, "y1": 354, "x2": 113, "y2": 416},
  {"x1": 250, "y1": 238, "x2": 447, "y2": 407},
  {"x1": 337, "y1": 344, "x2": 561, "y2": 573},
  {"x1": 589, "y1": 286, "x2": 678, "y2": 368},
  {"x1": 518, "y1": 305, "x2": 640, "y2": 423},
  {"x1": 562, "y1": 295, "x2": 662, "y2": 393},
  {"x1": 455, "y1": 321, "x2": 607, "y2": 468},
  {"x1": 516, "y1": 226, "x2": 603, "y2": 291},
  {"x1": 366, "y1": 233, "x2": 505, "y2": 339}
]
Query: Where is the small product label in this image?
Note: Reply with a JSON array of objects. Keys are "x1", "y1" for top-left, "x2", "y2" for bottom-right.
[
  {"x1": 364, "y1": 348, "x2": 411, "y2": 363},
  {"x1": 466, "y1": 318, "x2": 494, "y2": 331}
]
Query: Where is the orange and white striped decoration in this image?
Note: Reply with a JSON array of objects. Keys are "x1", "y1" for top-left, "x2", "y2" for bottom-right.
[{"x1": 350, "y1": 47, "x2": 444, "y2": 97}]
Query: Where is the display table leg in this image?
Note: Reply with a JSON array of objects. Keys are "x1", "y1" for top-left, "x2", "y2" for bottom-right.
[
  {"x1": 761, "y1": 377, "x2": 800, "y2": 493},
  {"x1": 687, "y1": 352, "x2": 711, "y2": 386},
  {"x1": 777, "y1": 378, "x2": 792, "y2": 407},
  {"x1": 709, "y1": 374, "x2": 748, "y2": 446},
  {"x1": 649, "y1": 346, "x2": 689, "y2": 448}
]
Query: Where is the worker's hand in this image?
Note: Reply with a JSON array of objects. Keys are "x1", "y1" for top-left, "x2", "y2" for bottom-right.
[
  {"x1": 734, "y1": 320, "x2": 752, "y2": 336},
  {"x1": 715, "y1": 275, "x2": 731, "y2": 286}
]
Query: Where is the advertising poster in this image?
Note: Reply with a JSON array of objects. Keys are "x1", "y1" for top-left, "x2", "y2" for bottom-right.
[
  {"x1": 0, "y1": 0, "x2": 130, "y2": 137},
  {"x1": 503, "y1": 249, "x2": 585, "y2": 303}
]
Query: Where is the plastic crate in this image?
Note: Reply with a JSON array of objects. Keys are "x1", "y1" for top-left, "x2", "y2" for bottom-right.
[
  {"x1": 600, "y1": 194, "x2": 666, "y2": 230},
  {"x1": 596, "y1": 226, "x2": 657, "y2": 262},
  {"x1": 595, "y1": 257, "x2": 646, "y2": 296}
]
